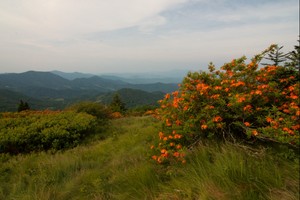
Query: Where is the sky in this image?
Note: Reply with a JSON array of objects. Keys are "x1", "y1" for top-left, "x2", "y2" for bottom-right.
[{"x1": 0, "y1": 0, "x2": 298, "y2": 74}]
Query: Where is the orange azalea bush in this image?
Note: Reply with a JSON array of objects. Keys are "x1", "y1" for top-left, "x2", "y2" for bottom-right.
[{"x1": 151, "y1": 46, "x2": 299, "y2": 164}]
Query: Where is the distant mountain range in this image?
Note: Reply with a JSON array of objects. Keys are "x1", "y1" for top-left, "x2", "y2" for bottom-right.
[
  {"x1": 0, "y1": 70, "x2": 180, "y2": 111},
  {"x1": 51, "y1": 70, "x2": 186, "y2": 84}
]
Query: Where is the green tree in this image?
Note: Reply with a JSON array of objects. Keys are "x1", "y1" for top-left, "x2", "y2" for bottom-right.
[
  {"x1": 262, "y1": 45, "x2": 287, "y2": 66},
  {"x1": 285, "y1": 39, "x2": 300, "y2": 69},
  {"x1": 110, "y1": 93, "x2": 126, "y2": 113},
  {"x1": 17, "y1": 100, "x2": 30, "y2": 112}
]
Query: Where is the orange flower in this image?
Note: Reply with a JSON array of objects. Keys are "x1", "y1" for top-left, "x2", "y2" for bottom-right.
[
  {"x1": 196, "y1": 83, "x2": 210, "y2": 94},
  {"x1": 163, "y1": 137, "x2": 168, "y2": 141},
  {"x1": 176, "y1": 119, "x2": 182, "y2": 126},
  {"x1": 152, "y1": 155, "x2": 157, "y2": 161},
  {"x1": 288, "y1": 86, "x2": 295, "y2": 91},
  {"x1": 213, "y1": 116, "x2": 222, "y2": 122},
  {"x1": 214, "y1": 86, "x2": 222, "y2": 90},
  {"x1": 236, "y1": 94, "x2": 246, "y2": 103},
  {"x1": 266, "y1": 117, "x2": 272, "y2": 123},
  {"x1": 224, "y1": 88, "x2": 230, "y2": 92},
  {"x1": 172, "y1": 91, "x2": 179, "y2": 97},
  {"x1": 282, "y1": 127, "x2": 290, "y2": 132},
  {"x1": 166, "y1": 119, "x2": 172, "y2": 126},
  {"x1": 176, "y1": 144, "x2": 182, "y2": 149},
  {"x1": 201, "y1": 124, "x2": 208, "y2": 130},
  {"x1": 255, "y1": 90, "x2": 262, "y2": 95},
  {"x1": 173, "y1": 152, "x2": 180, "y2": 157},
  {"x1": 159, "y1": 132, "x2": 164, "y2": 139},
  {"x1": 211, "y1": 94, "x2": 220, "y2": 99},
  {"x1": 252, "y1": 130, "x2": 258, "y2": 136},
  {"x1": 292, "y1": 124, "x2": 300, "y2": 130},
  {"x1": 165, "y1": 93, "x2": 170, "y2": 99},
  {"x1": 170, "y1": 142, "x2": 175, "y2": 147},
  {"x1": 243, "y1": 105, "x2": 252, "y2": 112},
  {"x1": 174, "y1": 134, "x2": 182, "y2": 139},
  {"x1": 150, "y1": 145, "x2": 154, "y2": 149},
  {"x1": 161, "y1": 149, "x2": 168, "y2": 154},
  {"x1": 244, "y1": 122, "x2": 251, "y2": 127},
  {"x1": 289, "y1": 94, "x2": 298, "y2": 99},
  {"x1": 183, "y1": 105, "x2": 189, "y2": 111},
  {"x1": 231, "y1": 81, "x2": 245, "y2": 87},
  {"x1": 283, "y1": 109, "x2": 290, "y2": 113}
]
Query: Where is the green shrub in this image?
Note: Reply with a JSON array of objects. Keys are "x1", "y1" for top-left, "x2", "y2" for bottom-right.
[
  {"x1": 67, "y1": 101, "x2": 111, "y2": 125},
  {"x1": 0, "y1": 110, "x2": 96, "y2": 154}
]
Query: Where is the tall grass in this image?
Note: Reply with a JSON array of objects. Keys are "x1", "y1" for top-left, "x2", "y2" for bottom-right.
[{"x1": 0, "y1": 116, "x2": 299, "y2": 200}]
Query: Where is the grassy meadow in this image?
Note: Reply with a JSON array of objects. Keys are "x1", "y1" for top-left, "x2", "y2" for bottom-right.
[{"x1": 0, "y1": 116, "x2": 299, "y2": 200}]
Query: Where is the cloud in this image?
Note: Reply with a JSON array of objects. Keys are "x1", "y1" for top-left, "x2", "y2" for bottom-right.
[
  {"x1": 0, "y1": 0, "x2": 298, "y2": 73},
  {"x1": 0, "y1": 0, "x2": 187, "y2": 38}
]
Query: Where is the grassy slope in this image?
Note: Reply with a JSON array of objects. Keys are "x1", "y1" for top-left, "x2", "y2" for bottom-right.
[{"x1": 0, "y1": 116, "x2": 299, "y2": 200}]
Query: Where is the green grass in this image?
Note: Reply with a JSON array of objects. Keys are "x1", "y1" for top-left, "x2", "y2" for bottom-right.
[{"x1": 0, "y1": 116, "x2": 299, "y2": 200}]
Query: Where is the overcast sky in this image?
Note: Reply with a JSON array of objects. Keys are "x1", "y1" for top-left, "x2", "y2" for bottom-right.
[{"x1": 0, "y1": 0, "x2": 298, "y2": 74}]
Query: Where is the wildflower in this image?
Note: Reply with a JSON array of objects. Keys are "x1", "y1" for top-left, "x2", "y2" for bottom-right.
[
  {"x1": 292, "y1": 125, "x2": 300, "y2": 130},
  {"x1": 283, "y1": 109, "x2": 290, "y2": 113},
  {"x1": 213, "y1": 116, "x2": 222, "y2": 122},
  {"x1": 172, "y1": 91, "x2": 179, "y2": 97},
  {"x1": 159, "y1": 132, "x2": 164, "y2": 139},
  {"x1": 176, "y1": 144, "x2": 182, "y2": 149},
  {"x1": 289, "y1": 94, "x2": 298, "y2": 99},
  {"x1": 214, "y1": 86, "x2": 222, "y2": 90},
  {"x1": 174, "y1": 134, "x2": 182, "y2": 139},
  {"x1": 173, "y1": 152, "x2": 180, "y2": 157},
  {"x1": 252, "y1": 130, "x2": 258, "y2": 136},
  {"x1": 255, "y1": 90, "x2": 262, "y2": 95},
  {"x1": 176, "y1": 119, "x2": 182, "y2": 126},
  {"x1": 201, "y1": 124, "x2": 208, "y2": 130},
  {"x1": 244, "y1": 122, "x2": 251, "y2": 127},
  {"x1": 243, "y1": 105, "x2": 252, "y2": 112},
  {"x1": 166, "y1": 119, "x2": 172, "y2": 126},
  {"x1": 150, "y1": 145, "x2": 154, "y2": 149},
  {"x1": 183, "y1": 105, "x2": 189, "y2": 111},
  {"x1": 211, "y1": 94, "x2": 220, "y2": 99},
  {"x1": 161, "y1": 149, "x2": 167, "y2": 154},
  {"x1": 266, "y1": 117, "x2": 272, "y2": 123},
  {"x1": 152, "y1": 155, "x2": 157, "y2": 161},
  {"x1": 165, "y1": 93, "x2": 170, "y2": 99},
  {"x1": 288, "y1": 86, "x2": 295, "y2": 91}
]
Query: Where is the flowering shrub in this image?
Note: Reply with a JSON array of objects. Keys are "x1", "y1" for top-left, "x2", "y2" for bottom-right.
[{"x1": 151, "y1": 46, "x2": 299, "y2": 164}]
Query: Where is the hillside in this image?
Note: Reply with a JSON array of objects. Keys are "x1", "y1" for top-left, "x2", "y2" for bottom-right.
[
  {"x1": 0, "y1": 116, "x2": 298, "y2": 199},
  {"x1": 96, "y1": 88, "x2": 164, "y2": 108}
]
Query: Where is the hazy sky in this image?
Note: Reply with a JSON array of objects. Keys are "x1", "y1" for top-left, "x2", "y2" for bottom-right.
[{"x1": 0, "y1": 0, "x2": 298, "y2": 74}]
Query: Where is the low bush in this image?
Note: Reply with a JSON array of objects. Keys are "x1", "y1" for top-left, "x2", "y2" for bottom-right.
[{"x1": 0, "y1": 110, "x2": 96, "y2": 154}]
